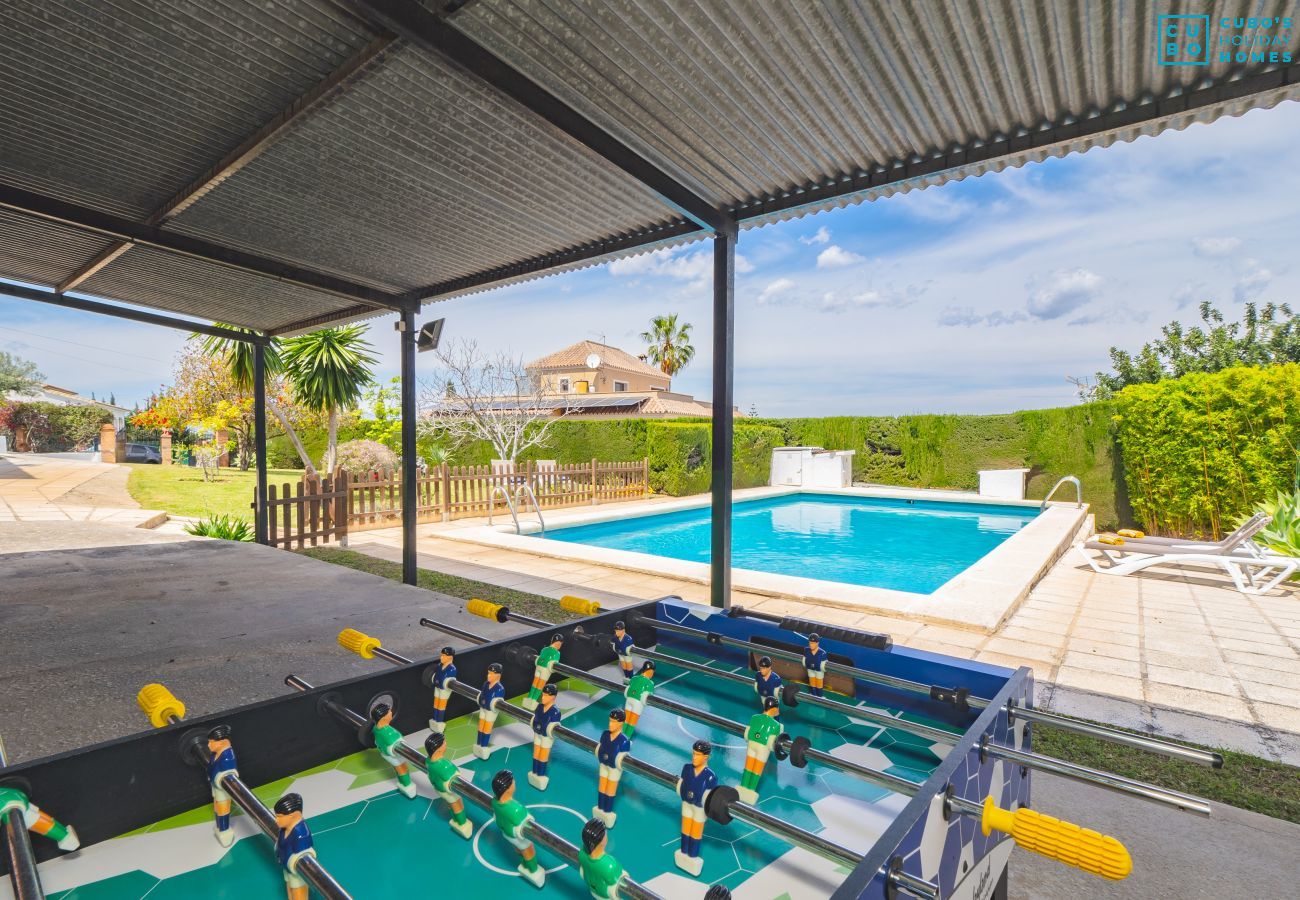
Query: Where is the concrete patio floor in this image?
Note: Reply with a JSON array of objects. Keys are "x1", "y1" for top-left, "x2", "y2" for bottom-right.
[{"x1": 347, "y1": 504, "x2": 1300, "y2": 763}]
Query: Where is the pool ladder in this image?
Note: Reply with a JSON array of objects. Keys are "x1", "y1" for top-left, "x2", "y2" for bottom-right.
[
  {"x1": 1041, "y1": 474, "x2": 1082, "y2": 510},
  {"x1": 488, "y1": 484, "x2": 546, "y2": 535}
]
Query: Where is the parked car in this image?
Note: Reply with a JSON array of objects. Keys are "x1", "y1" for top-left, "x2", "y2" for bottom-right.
[{"x1": 125, "y1": 443, "x2": 162, "y2": 464}]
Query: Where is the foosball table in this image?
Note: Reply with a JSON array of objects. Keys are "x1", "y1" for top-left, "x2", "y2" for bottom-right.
[{"x1": 0, "y1": 597, "x2": 1219, "y2": 899}]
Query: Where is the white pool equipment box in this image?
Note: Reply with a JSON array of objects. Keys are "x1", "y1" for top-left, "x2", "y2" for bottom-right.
[
  {"x1": 978, "y1": 467, "x2": 1030, "y2": 500},
  {"x1": 770, "y1": 447, "x2": 855, "y2": 489}
]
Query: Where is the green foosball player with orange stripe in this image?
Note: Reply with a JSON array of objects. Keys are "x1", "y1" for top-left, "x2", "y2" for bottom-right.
[
  {"x1": 0, "y1": 783, "x2": 79, "y2": 852},
  {"x1": 737, "y1": 697, "x2": 783, "y2": 804}
]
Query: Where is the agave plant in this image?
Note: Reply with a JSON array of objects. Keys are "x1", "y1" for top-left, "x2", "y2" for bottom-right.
[
  {"x1": 184, "y1": 515, "x2": 255, "y2": 542},
  {"x1": 1239, "y1": 491, "x2": 1300, "y2": 559}
]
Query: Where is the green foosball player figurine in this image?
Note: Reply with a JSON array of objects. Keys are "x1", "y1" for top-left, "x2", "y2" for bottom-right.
[
  {"x1": 523, "y1": 633, "x2": 564, "y2": 712},
  {"x1": 578, "y1": 817, "x2": 626, "y2": 899},
  {"x1": 370, "y1": 703, "x2": 417, "y2": 799},
  {"x1": 423, "y1": 733, "x2": 473, "y2": 838},
  {"x1": 273, "y1": 793, "x2": 315, "y2": 900},
  {"x1": 622, "y1": 660, "x2": 655, "y2": 738},
  {"x1": 737, "y1": 697, "x2": 783, "y2": 804},
  {"x1": 491, "y1": 770, "x2": 545, "y2": 888},
  {"x1": 0, "y1": 783, "x2": 79, "y2": 852}
]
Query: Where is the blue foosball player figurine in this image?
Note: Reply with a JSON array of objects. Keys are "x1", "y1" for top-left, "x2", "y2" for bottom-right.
[
  {"x1": 205, "y1": 725, "x2": 238, "y2": 846},
  {"x1": 524, "y1": 634, "x2": 564, "y2": 711},
  {"x1": 612, "y1": 621, "x2": 635, "y2": 682},
  {"x1": 273, "y1": 793, "x2": 315, "y2": 900},
  {"x1": 491, "y1": 770, "x2": 545, "y2": 888},
  {"x1": 475, "y1": 662, "x2": 506, "y2": 760},
  {"x1": 529, "y1": 683, "x2": 562, "y2": 790},
  {"x1": 754, "y1": 656, "x2": 782, "y2": 721},
  {"x1": 803, "y1": 633, "x2": 828, "y2": 697},
  {"x1": 578, "y1": 817, "x2": 626, "y2": 899},
  {"x1": 674, "y1": 739, "x2": 718, "y2": 877},
  {"x1": 370, "y1": 703, "x2": 417, "y2": 798},
  {"x1": 428, "y1": 646, "x2": 457, "y2": 733},
  {"x1": 593, "y1": 708, "x2": 631, "y2": 827}
]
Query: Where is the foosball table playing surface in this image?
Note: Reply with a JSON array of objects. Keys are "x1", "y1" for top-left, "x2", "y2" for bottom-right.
[{"x1": 1, "y1": 597, "x2": 1218, "y2": 900}]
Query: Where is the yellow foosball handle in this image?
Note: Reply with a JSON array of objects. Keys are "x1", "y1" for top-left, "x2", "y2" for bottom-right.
[
  {"x1": 338, "y1": 627, "x2": 382, "y2": 660},
  {"x1": 467, "y1": 598, "x2": 506, "y2": 621},
  {"x1": 137, "y1": 683, "x2": 186, "y2": 729},
  {"x1": 559, "y1": 595, "x2": 600, "y2": 616},
  {"x1": 981, "y1": 796, "x2": 1132, "y2": 880}
]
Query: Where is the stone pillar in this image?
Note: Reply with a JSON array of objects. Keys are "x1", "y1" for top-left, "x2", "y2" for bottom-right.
[
  {"x1": 99, "y1": 424, "x2": 117, "y2": 464},
  {"x1": 160, "y1": 429, "x2": 173, "y2": 466},
  {"x1": 215, "y1": 429, "x2": 229, "y2": 468}
]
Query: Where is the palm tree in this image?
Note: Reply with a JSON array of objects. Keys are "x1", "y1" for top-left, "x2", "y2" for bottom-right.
[
  {"x1": 639, "y1": 314, "x2": 696, "y2": 376},
  {"x1": 281, "y1": 325, "x2": 378, "y2": 475},
  {"x1": 199, "y1": 327, "x2": 317, "y2": 476}
]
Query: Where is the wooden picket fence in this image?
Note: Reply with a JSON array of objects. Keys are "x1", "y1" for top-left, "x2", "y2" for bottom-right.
[{"x1": 259, "y1": 459, "x2": 649, "y2": 546}]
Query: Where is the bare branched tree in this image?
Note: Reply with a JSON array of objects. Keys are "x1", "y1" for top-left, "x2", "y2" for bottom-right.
[{"x1": 418, "y1": 339, "x2": 565, "y2": 464}]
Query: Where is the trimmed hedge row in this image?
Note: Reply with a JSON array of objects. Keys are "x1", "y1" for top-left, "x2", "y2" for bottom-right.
[{"x1": 1112, "y1": 364, "x2": 1300, "y2": 538}]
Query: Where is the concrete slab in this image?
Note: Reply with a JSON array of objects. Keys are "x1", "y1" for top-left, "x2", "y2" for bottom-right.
[
  {"x1": 0, "y1": 537, "x2": 533, "y2": 763},
  {"x1": 1010, "y1": 772, "x2": 1300, "y2": 899}
]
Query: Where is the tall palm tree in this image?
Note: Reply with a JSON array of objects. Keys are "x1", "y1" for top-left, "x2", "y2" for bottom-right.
[
  {"x1": 639, "y1": 313, "x2": 696, "y2": 376},
  {"x1": 281, "y1": 325, "x2": 378, "y2": 475},
  {"x1": 199, "y1": 327, "x2": 317, "y2": 475}
]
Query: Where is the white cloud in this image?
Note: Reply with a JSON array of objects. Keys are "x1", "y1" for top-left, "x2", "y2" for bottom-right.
[
  {"x1": 894, "y1": 188, "x2": 975, "y2": 223},
  {"x1": 816, "y1": 245, "x2": 866, "y2": 269},
  {"x1": 757, "y1": 278, "x2": 796, "y2": 304},
  {"x1": 1191, "y1": 236, "x2": 1242, "y2": 259},
  {"x1": 1025, "y1": 268, "x2": 1103, "y2": 320},
  {"x1": 607, "y1": 244, "x2": 751, "y2": 286},
  {"x1": 1233, "y1": 258, "x2": 1273, "y2": 302},
  {"x1": 799, "y1": 226, "x2": 831, "y2": 246},
  {"x1": 1171, "y1": 281, "x2": 1208, "y2": 307},
  {"x1": 937, "y1": 306, "x2": 1027, "y2": 328}
]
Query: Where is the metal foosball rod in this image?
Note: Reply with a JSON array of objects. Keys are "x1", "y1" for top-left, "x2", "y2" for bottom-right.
[
  {"x1": 335, "y1": 632, "x2": 942, "y2": 898},
  {"x1": 440, "y1": 607, "x2": 1213, "y2": 816},
  {"x1": 134, "y1": 685, "x2": 353, "y2": 900},
  {"x1": 280, "y1": 676, "x2": 672, "y2": 900},
  {"x1": 363, "y1": 627, "x2": 1136, "y2": 886},
  {"x1": 1, "y1": 735, "x2": 43, "y2": 900},
  {"x1": 660, "y1": 609, "x2": 1224, "y2": 769}
]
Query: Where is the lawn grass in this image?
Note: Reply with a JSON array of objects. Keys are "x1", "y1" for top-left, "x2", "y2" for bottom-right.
[
  {"x1": 298, "y1": 546, "x2": 583, "y2": 624},
  {"x1": 1035, "y1": 723, "x2": 1300, "y2": 823},
  {"x1": 125, "y1": 463, "x2": 303, "y2": 521},
  {"x1": 299, "y1": 546, "x2": 1300, "y2": 822}
]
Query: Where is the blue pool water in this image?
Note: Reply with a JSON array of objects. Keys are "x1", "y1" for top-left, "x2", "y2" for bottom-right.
[{"x1": 543, "y1": 493, "x2": 1039, "y2": 593}]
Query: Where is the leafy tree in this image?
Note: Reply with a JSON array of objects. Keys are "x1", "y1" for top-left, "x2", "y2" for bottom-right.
[
  {"x1": 198, "y1": 328, "x2": 318, "y2": 475},
  {"x1": 0, "y1": 351, "x2": 44, "y2": 395},
  {"x1": 639, "y1": 314, "x2": 696, "y2": 376},
  {"x1": 1094, "y1": 302, "x2": 1300, "y2": 397},
  {"x1": 280, "y1": 326, "x2": 377, "y2": 475}
]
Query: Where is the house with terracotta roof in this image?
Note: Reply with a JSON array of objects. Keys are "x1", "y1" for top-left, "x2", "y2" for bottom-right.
[{"x1": 522, "y1": 340, "x2": 729, "y2": 419}]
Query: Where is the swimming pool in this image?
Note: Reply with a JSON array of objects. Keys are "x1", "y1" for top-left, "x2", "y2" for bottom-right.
[{"x1": 542, "y1": 493, "x2": 1039, "y2": 593}]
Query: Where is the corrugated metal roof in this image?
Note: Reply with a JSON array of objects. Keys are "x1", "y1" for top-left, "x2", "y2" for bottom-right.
[{"x1": 0, "y1": 1, "x2": 1295, "y2": 329}]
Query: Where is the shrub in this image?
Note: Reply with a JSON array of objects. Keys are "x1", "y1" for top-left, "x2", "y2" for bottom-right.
[
  {"x1": 334, "y1": 439, "x2": 398, "y2": 474},
  {"x1": 647, "y1": 422, "x2": 711, "y2": 495},
  {"x1": 1242, "y1": 491, "x2": 1300, "y2": 559},
  {"x1": 733, "y1": 425, "x2": 785, "y2": 488},
  {"x1": 1112, "y1": 364, "x2": 1300, "y2": 537},
  {"x1": 185, "y1": 515, "x2": 254, "y2": 541}
]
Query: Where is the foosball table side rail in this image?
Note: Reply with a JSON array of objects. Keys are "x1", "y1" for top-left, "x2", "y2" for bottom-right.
[{"x1": 0, "y1": 601, "x2": 651, "y2": 871}]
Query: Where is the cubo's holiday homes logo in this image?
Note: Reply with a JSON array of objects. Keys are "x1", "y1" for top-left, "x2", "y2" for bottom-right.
[{"x1": 1159, "y1": 13, "x2": 1294, "y2": 66}]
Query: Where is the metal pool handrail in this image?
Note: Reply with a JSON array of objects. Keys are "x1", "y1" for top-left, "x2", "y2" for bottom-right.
[{"x1": 1041, "y1": 475, "x2": 1082, "y2": 510}]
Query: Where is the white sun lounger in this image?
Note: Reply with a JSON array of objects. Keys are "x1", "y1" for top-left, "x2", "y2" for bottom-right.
[{"x1": 1074, "y1": 514, "x2": 1297, "y2": 595}]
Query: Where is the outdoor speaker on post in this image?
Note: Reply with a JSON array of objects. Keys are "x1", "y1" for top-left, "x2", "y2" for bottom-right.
[{"x1": 417, "y1": 318, "x2": 444, "y2": 352}]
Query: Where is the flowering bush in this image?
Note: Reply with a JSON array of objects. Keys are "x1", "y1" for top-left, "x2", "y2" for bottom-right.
[{"x1": 333, "y1": 439, "x2": 397, "y2": 475}]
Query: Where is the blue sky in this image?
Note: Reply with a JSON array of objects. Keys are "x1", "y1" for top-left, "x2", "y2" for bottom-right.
[{"x1": 3, "y1": 100, "x2": 1297, "y2": 416}]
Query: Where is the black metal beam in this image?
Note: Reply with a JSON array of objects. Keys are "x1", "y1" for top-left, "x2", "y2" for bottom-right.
[
  {"x1": 408, "y1": 219, "x2": 701, "y2": 304},
  {"x1": 57, "y1": 35, "x2": 398, "y2": 295},
  {"x1": 0, "y1": 184, "x2": 411, "y2": 313},
  {"x1": 710, "y1": 226, "x2": 736, "y2": 609},
  {"x1": 0, "y1": 282, "x2": 270, "y2": 345},
  {"x1": 399, "y1": 309, "x2": 418, "y2": 586},
  {"x1": 732, "y1": 63, "x2": 1300, "y2": 225},
  {"x1": 343, "y1": 0, "x2": 726, "y2": 233},
  {"x1": 253, "y1": 343, "x2": 270, "y2": 545}
]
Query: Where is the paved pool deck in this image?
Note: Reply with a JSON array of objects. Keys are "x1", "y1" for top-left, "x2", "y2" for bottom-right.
[{"x1": 348, "y1": 491, "x2": 1300, "y2": 763}]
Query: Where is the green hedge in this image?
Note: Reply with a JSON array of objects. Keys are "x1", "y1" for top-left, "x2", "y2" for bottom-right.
[
  {"x1": 2, "y1": 401, "x2": 111, "y2": 451},
  {"x1": 647, "y1": 422, "x2": 711, "y2": 495},
  {"x1": 1112, "y1": 364, "x2": 1300, "y2": 537}
]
